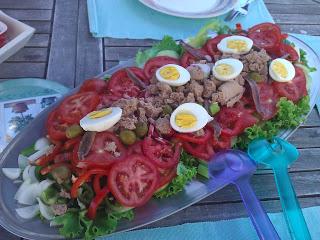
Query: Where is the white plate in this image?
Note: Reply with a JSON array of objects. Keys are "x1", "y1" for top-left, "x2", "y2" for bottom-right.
[{"x1": 139, "y1": 0, "x2": 239, "y2": 19}]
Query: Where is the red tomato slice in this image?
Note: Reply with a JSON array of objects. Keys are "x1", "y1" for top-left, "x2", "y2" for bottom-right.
[
  {"x1": 256, "y1": 82, "x2": 279, "y2": 120},
  {"x1": 272, "y1": 67, "x2": 307, "y2": 102},
  {"x1": 248, "y1": 23, "x2": 282, "y2": 52},
  {"x1": 157, "y1": 167, "x2": 177, "y2": 189},
  {"x1": 127, "y1": 141, "x2": 143, "y2": 155},
  {"x1": 182, "y1": 141, "x2": 214, "y2": 161},
  {"x1": 72, "y1": 132, "x2": 127, "y2": 169},
  {"x1": 180, "y1": 48, "x2": 209, "y2": 68},
  {"x1": 204, "y1": 34, "x2": 231, "y2": 57},
  {"x1": 46, "y1": 110, "x2": 69, "y2": 141},
  {"x1": 59, "y1": 92, "x2": 100, "y2": 124},
  {"x1": 79, "y1": 78, "x2": 107, "y2": 94},
  {"x1": 142, "y1": 137, "x2": 181, "y2": 169},
  {"x1": 174, "y1": 127, "x2": 212, "y2": 144},
  {"x1": 279, "y1": 44, "x2": 299, "y2": 62},
  {"x1": 144, "y1": 56, "x2": 180, "y2": 79},
  {"x1": 106, "y1": 67, "x2": 147, "y2": 98},
  {"x1": 216, "y1": 106, "x2": 258, "y2": 137},
  {"x1": 108, "y1": 154, "x2": 159, "y2": 207}
]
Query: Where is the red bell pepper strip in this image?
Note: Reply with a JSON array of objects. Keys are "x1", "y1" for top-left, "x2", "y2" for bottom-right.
[
  {"x1": 63, "y1": 136, "x2": 82, "y2": 150},
  {"x1": 53, "y1": 152, "x2": 73, "y2": 164},
  {"x1": 87, "y1": 186, "x2": 109, "y2": 220},
  {"x1": 174, "y1": 127, "x2": 212, "y2": 144},
  {"x1": 35, "y1": 143, "x2": 62, "y2": 166},
  {"x1": 182, "y1": 141, "x2": 214, "y2": 161},
  {"x1": 70, "y1": 169, "x2": 109, "y2": 198},
  {"x1": 93, "y1": 174, "x2": 103, "y2": 194},
  {"x1": 40, "y1": 163, "x2": 72, "y2": 175}
]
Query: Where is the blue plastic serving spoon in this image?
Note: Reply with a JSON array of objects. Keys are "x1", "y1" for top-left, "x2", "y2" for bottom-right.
[
  {"x1": 248, "y1": 137, "x2": 311, "y2": 240},
  {"x1": 209, "y1": 150, "x2": 280, "y2": 240}
]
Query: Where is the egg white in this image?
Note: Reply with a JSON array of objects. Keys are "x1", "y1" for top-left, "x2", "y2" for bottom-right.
[
  {"x1": 217, "y1": 36, "x2": 253, "y2": 55},
  {"x1": 80, "y1": 107, "x2": 122, "y2": 132},
  {"x1": 170, "y1": 103, "x2": 213, "y2": 133},
  {"x1": 212, "y1": 58, "x2": 243, "y2": 81},
  {"x1": 156, "y1": 64, "x2": 191, "y2": 87},
  {"x1": 269, "y1": 58, "x2": 296, "y2": 82}
]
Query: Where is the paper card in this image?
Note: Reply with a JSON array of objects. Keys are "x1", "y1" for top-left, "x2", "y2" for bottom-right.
[{"x1": 0, "y1": 93, "x2": 61, "y2": 152}]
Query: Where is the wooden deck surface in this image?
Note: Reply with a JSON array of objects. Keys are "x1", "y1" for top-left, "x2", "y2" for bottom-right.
[{"x1": 0, "y1": 0, "x2": 320, "y2": 239}]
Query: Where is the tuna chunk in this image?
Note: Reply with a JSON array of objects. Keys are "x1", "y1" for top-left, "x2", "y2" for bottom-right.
[
  {"x1": 112, "y1": 98, "x2": 138, "y2": 117},
  {"x1": 138, "y1": 100, "x2": 163, "y2": 118},
  {"x1": 52, "y1": 204, "x2": 67, "y2": 216},
  {"x1": 187, "y1": 64, "x2": 210, "y2": 81},
  {"x1": 156, "y1": 82, "x2": 172, "y2": 98},
  {"x1": 187, "y1": 80, "x2": 204, "y2": 102},
  {"x1": 155, "y1": 116, "x2": 172, "y2": 135},
  {"x1": 203, "y1": 79, "x2": 217, "y2": 98},
  {"x1": 119, "y1": 116, "x2": 138, "y2": 130},
  {"x1": 242, "y1": 49, "x2": 271, "y2": 79},
  {"x1": 212, "y1": 81, "x2": 245, "y2": 107}
]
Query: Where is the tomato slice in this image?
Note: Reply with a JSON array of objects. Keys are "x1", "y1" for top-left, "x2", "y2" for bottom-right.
[
  {"x1": 143, "y1": 56, "x2": 180, "y2": 79},
  {"x1": 279, "y1": 44, "x2": 299, "y2": 62},
  {"x1": 158, "y1": 167, "x2": 177, "y2": 189},
  {"x1": 256, "y1": 82, "x2": 279, "y2": 120},
  {"x1": 108, "y1": 154, "x2": 159, "y2": 207},
  {"x1": 248, "y1": 23, "x2": 282, "y2": 52},
  {"x1": 180, "y1": 48, "x2": 209, "y2": 68},
  {"x1": 79, "y1": 78, "x2": 107, "y2": 94},
  {"x1": 204, "y1": 34, "x2": 231, "y2": 57},
  {"x1": 46, "y1": 110, "x2": 69, "y2": 141},
  {"x1": 174, "y1": 127, "x2": 212, "y2": 144},
  {"x1": 72, "y1": 132, "x2": 127, "y2": 169},
  {"x1": 142, "y1": 137, "x2": 181, "y2": 169},
  {"x1": 127, "y1": 141, "x2": 143, "y2": 155},
  {"x1": 59, "y1": 92, "x2": 100, "y2": 124},
  {"x1": 106, "y1": 67, "x2": 147, "y2": 98},
  {"x1": 182, "y1": 141, "x2": 214, "y2": 161},
  {"x1": 216, "y1": 106, "x2": 258, "y2": 137},
  {"x1": 272, "y1": 67, "x2": 307, "y2": 102}
]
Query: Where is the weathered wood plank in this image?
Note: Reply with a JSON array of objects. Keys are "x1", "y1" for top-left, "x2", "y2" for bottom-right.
[
  {"x1": 75, "y1": 0, "x2": 103, "y2": 86},
  {"x1": 0, "y1": 0, "x2": 54, "y2": 9},
  {"x1": 2, "y1": 9, "x2": 52, "y2": 21},
  {"x1": 279, "y1": 24, "x2": 320, "y2": 36},
  {"x1": 6, "y1": 47, "x2": 47, "y2": 62},
  {"x1": 47, "y1": 0, "x2": 79, "y2": 87},
  {"x1": 22, "y1": 21, "x2": 52, "y2": 34},
  {"x1": 289, "y1": 127, "x2": 320, "y2": 148},
  {"x1": 147, "y1": 197, "x2": 320, "y2": 228},
  {"x1": 0, "y1": 227, "x2": 20, "y2": 240},
  {"x1": 267, "y1": 3, "x2": 320, "y2": 14},
  {"x1": 302, "y1": 109, "x2": 320, "y2": 127},
  {"x1": 199, "y1": 171, "x2": 320, "y2": 204},
  {"x1": 105, "y1": 61, "x2": 120, "y2": 70},
  {"x1": 25, "y1": 34, "x2": 50, "y2": 47},
  {"x1": 273, "y1": 14, "x2": 320, "y2": 25},
  {"x1": 104, "y1": 47, "x2": 148, "y2": 61},
  {"x1": 0, "y1": 63, "x2": 46, "y2": 79}
]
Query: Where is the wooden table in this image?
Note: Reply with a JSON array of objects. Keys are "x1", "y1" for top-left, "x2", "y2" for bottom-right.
[{"x1": 0, "y1": 0, "x2": 320, "y2": 239}]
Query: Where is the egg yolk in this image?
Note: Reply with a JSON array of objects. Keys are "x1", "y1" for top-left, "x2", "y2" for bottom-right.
[
  {"x1": 227, "y1": 40, "x2": 247, "y2": 52},
  {"x1": 160, "y1": 66, "x2": 180, "y2": 80},
  {"x1": 215, "y1": 64, "x2": 234, "y2": 76},
  {"x1": 88, "y1": 108, "x2": 112, "y2": 119},
  {"x1": 175, "y1": 112, "x2": 197, "y2": 129},
  {"x1": 272, "y1": 61, "x2": 288, "y2": 78}
]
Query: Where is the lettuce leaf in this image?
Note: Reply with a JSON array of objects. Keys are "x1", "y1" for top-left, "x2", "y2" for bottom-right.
[
  {"x1": 300, "y1": 49, "x2": 317, "y2": 73},
  {"x1": 154, "y1": 151, "x2": 198, "y2": 199},
  {"x1": 187, "y1": 19, "x2": 229, "y2": 48},
  {"x1": 235, "y1": 96, "x2": 310, "y2": 149},
  {"x1": 135, "y1": 35, "x2": 183, "y2": 67}
]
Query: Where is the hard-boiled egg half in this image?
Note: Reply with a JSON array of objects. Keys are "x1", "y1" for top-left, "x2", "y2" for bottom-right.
[
  {"x1": 156, "y1": 64, "x2": 191, "y2": 86},
  {"x1": 217, "y1": 36, "x2": 253, "y2": 55},
  {"x1": 170, "y1": 103, "x2": 213, "y2": 133},
  {"x1": 269, "y1": 58, "x2": 295, "y2": 82},
  {"x1": 80, "y1": 107, "x2": 122, "y2": 132},
  {"x1": 212, "y1": 58, "x2": 243, "y2": 81}
]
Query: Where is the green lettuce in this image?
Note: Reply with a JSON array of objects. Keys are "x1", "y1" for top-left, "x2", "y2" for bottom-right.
[
  {"x1": 300, "y1": 49, "x2": 317, "y2": 72},
  {"x1": 154, "y1": 151, "x2": 198, "y2": 199},
  {"x1": 234, "y1": 96, "x2": 310, "y2": 149},
  {"x1": 52, "y1": 209, "x2": 134, "y2": 240},
  {"x1": 135, "y1": 35, "x2": 183, "y2": 67},
  {"x1": 188, "y1": 19, "x2": 229, "y2": 48}
]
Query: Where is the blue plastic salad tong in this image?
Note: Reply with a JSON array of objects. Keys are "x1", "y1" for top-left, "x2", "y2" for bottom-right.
[
  {"x1": 209, "y1": 150, "x2": 280, "y2": 240},
  {"x1": 248, "y1": 137, "x2": 311, "y2": 240}
]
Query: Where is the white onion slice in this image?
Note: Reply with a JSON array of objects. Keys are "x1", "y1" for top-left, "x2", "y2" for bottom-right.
[
  {"x1": 2, "y1": 168, "x2": 21, "y2": 180},
  {"x1": 35, "y1": 137, "x2": 50, "y2": 151},
  {"x1": 22, "y1": 165, "x2": 38, "y2": 183},
  {"x1": 37, "y1": 197, "x2": 54, "y2": 220},
  {"x1": 16, "y1": 183, "x2": 39, "y2": 205},
  {"x1": 28, "y1": 145, "x2": 52, "y2": 162},
  {"x1": 18, "y1": 154, "x2": 29, "y2": 169},
  {"x1": 15, "y1": 179, "x2": 31, "y2": 201},
  {"x1": 16, "y1": 205, "x2": 39, "y2": 219}
]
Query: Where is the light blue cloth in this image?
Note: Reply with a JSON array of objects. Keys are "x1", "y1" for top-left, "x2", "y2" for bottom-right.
[
  {"x1": 292, "y1": 33, "x2": 320, "y2": 54},
  {"x1": 102, "y1": 206, "x2": 320, "y2": 240},
  {"x1": 87, "y1": 0, "x2": 273, "y2": 39}
]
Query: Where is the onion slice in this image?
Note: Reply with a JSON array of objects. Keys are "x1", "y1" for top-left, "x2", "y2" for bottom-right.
[
  {"x1": 37, "y1": 197, "x2": 54, "y2": 220},
  {"x1": 35, "y1": 137, "x2": 50, "y2": 151},
  {"x1": 28, "y1": 145, "x2": 51, "y2": 162},
  {"x1": 78, "y1": 131, "x2": 96, "y2": 160},
  {"x1": 18, "y1": 154, "x2": 29, "y2": 169},
  {"x1": 16, "y1": 205, "x2": 39, "y2": 219},
  {"x1": 2, "y1": 168, "x2": 21, "y2": 180}
]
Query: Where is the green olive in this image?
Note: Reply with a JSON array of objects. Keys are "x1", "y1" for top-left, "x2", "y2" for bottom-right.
[
  {"x1": 119, "y1": 130, "x2": 137, "y2": 145},
  {"x1": 248, "y1": 72, "x2": 263, "y2": 83},
  {"x1": 209, "y1": 102, "x2": 220, "y2": 116},
  {"x1": 135, "y1": 122, "x2": 148, "y2": 138},
  {"x1": 66, "y1": 124, "x2": 83, "y2": 139},
  {"x1": 162, "y1": 104, "x2": 173, "y2": 115},
  {"x1": 51, "y1": 166, "x2": 71, "y2": 184}
]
